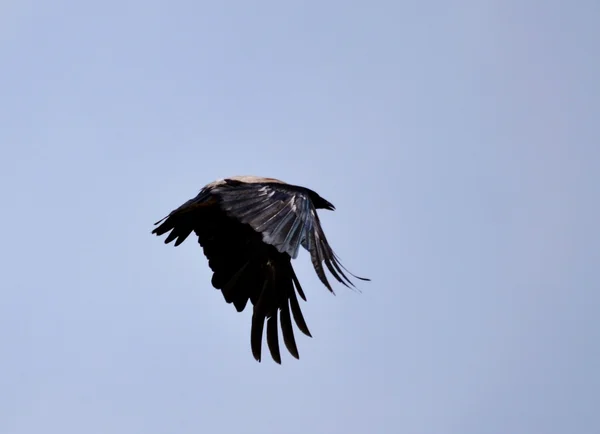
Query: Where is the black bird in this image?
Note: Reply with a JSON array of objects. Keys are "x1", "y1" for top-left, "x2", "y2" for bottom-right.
[{"x1": 152, "y1": 176, "x2": 369, "y2": 363}]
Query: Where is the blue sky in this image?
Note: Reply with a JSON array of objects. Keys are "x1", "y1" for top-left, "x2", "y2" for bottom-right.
[{"x1": 1, "y1": 1, "x2": 598, "y2": 433}]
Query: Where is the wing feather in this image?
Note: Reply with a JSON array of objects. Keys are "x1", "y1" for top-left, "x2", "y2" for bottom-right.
[{"x1": 266, "y1": 314, "x2": 281, "y2": 364}]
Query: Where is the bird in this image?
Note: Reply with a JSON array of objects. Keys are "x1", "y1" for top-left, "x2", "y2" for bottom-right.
[{"x1": 152, "y1": 175, "x2": 369, "y2": 363}]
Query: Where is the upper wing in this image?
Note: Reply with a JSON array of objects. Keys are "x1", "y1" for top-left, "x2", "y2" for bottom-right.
[{"x1": 213, "y1": 181, "x2": 369, "y2": 292}]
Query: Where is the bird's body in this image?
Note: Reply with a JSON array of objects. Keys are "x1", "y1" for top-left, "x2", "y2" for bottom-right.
[{"x1": 152, "y1": 176, "x2": 368, "y2": 363}]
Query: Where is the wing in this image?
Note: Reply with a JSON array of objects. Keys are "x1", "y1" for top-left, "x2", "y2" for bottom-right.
[
  {"x1": 192, "y1": 206, "x2": 312, "y2": 363},
  {"x1": 213, "y1": 181, "x2": 370, "y2": 293}
]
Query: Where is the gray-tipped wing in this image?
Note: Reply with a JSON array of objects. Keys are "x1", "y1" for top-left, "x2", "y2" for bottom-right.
[{"x1": 213, "y1": 181, "x2": 369, "y2": 293}]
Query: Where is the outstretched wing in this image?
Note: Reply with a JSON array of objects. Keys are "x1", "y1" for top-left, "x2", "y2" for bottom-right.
[{"x1": 213, "y1": 181, "x2": 369, "y2": 293}]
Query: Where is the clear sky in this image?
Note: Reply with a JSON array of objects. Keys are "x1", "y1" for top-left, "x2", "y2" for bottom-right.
[{"x1": 1, "y1": 1, "x2": 598, "y2": 433}]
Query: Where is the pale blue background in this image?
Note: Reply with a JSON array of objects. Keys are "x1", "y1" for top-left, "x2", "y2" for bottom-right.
[{"x1": 1, "y1": 1, "x2": 598, "y2": 433}]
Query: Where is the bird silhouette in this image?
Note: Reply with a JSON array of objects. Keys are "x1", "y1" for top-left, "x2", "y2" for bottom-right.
[{"x1": 152, "y1": 176, "x2": 369, "y2": 363}]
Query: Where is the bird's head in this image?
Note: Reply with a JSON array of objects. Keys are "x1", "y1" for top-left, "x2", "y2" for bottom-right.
[{"x1": 308, "y1": 190, "x2": 336, "y2": 211}]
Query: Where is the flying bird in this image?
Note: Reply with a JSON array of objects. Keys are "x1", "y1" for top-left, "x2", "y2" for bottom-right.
[{"x1": 152, "y1": 176, "x2": 369, "y2": 363}]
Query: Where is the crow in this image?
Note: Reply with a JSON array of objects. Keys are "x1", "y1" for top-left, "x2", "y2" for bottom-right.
[{"x1": 152, "y1": 175, "x2": 369, "y2": 363}]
